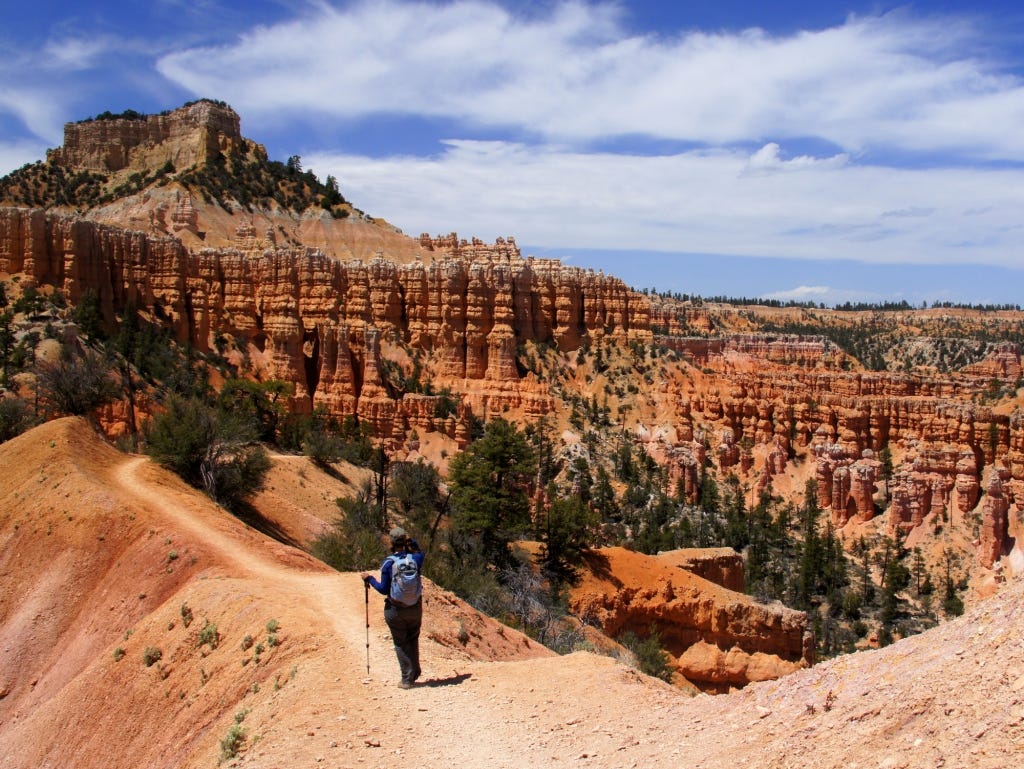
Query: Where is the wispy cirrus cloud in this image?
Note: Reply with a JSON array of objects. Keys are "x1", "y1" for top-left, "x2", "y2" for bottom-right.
[{"x1": 157, "y1": 1, "x2": 1024, "y2": 159}]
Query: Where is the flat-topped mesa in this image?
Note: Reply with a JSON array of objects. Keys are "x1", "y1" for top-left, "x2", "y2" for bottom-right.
[{"x1": 46, "y1": 100, "x2": 255, "y2": 174}]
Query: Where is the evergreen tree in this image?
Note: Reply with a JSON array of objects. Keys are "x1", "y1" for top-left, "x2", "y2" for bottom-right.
[
  {"x1": 312, "y1": 481, "x2": 387, "y2": 571},
  {"x1": 794, "y1": 479, "x2": 823, "y2": 609},
  {"x1": 722, "y1": 475, "x2": 749, "y2": 551},
  {"x1": 941, "y1": 548, "x2": 965, "y2": 617},
  {"x1": 0, "y1": 310, "x2": 13, "y2": 385},
  {"x1": 538, "y1": 494, "x2": 598, "y2": 585},
  {"x1": 389, "y1": 459, "x2": 445, "y2": 549},
  {"x1": 216, "y1": 378, "x2": 292, "y2": 443},
  {"x1": 448, "y1": 417, "x2": 537, "y2": 567},
  {"x1": 591, "y1": 466, "x2": 618, "y2": 522},
  {"x1": 71, "y1": 288, "x2": 105, "y2": 340}
]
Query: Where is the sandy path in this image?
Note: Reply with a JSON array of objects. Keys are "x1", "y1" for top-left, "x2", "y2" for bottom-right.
[
  {"x1": 108, "y1": 455, "x2": 626, "y2": 767},
  {"x1": 111, "y1": 456, "x2": 390, "y2": 668},
  {"x1": 10, "y1": 433, "x2": 1021, "y2": 769}
]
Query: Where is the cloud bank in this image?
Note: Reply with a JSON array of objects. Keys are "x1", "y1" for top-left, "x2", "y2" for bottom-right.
[{"x1": 152, "y1": 1, "x2": 1024, "y2": 269}]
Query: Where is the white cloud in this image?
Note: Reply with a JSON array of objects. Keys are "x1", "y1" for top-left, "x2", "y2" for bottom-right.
[
  {"x1": 305, "y1": 139, "x2": 1024, "y2": 268},
  {"x1": 42, "y1": 36, "x2": 112, "y2": 70},
  {"x1": 745, "y1": 143, "x2": 849, "y2": 174},
  {"x1": 157, "y1": 1, "x2": 1024, "y2": 159},
  {"x1": 0, "y1": 88, "x2": 67, "y2": 145},
  {"x1": 762, "y1": 285, "x2": 884, "y2": 304}
]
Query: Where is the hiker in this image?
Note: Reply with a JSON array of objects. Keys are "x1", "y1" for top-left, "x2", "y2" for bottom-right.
[{"x1": 362, "y1": 526, "x2": 425, "y2": 689}]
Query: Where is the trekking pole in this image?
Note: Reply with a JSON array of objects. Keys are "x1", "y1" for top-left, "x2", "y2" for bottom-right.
[{"x1": 364, "y1": 579, "x2": 371, "y2": 675}]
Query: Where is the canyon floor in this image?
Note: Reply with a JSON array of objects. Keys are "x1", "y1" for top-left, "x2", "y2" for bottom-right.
[{"x1": 1, "y1": 418, "x2": 1022, "y2": 769}]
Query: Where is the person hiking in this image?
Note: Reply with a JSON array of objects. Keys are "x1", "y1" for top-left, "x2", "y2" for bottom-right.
[{"x1": 362, "y1": 527, "x2": 425, "y2": 689}]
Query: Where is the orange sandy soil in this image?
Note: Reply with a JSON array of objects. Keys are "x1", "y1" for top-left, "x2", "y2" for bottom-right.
[{"x1": 1, "y1": 418, "x2": 1023, "y2": 769}]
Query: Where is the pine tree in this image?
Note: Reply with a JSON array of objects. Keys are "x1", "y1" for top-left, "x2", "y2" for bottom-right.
[
  {"x1": 449, "y1": 417, "x2": 537, "y2": 567},
  {"x1": 795, "y1": 479, "x2": 822, "y2": 609}
]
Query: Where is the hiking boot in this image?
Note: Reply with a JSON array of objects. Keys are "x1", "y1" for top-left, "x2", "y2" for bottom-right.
[{"x1": 398, "y1": 681, "x2": 414, "y2": 690}]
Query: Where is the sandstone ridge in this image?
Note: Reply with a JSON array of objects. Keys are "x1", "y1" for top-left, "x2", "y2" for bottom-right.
[{"x1": 571, "y1": 547, "x2": 812, "y2": 692}]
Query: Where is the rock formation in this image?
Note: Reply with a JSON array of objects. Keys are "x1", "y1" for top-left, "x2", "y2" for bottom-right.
[
  {"x1": 3, "y1": 99, "x2": 1024, "y2": 575},
  {"x1": 4, "y1": 200, "x2": 1023, "y2": 574},
  {"x1": 978, "y1": 467, "x2": 1011, "y2": 568},
  {"x1": 46, "y1": 100, "x2": 248, "y2": 174},
  {"x1": 570, "y1": 547, "x2": 811, "y2": 692},
  {"x1": 0, "y1": 208, "x2": 651, "y2": 445}
]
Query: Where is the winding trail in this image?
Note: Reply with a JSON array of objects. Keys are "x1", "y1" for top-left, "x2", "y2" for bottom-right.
[
  {"x1": 112, "y1": 456, "x2": 384, "y2": 668},
  {"x1": 107, "y1": 455, "x2": 655, "y2": 768}
]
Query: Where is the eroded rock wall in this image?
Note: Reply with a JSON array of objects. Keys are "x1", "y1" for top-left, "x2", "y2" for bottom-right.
[
  {"x1": 0, "y1": 208, "x2": 649, "y2": 439},
  {"x1": 2, "y1": 207, "x2": 1021, "y2": 560},
  {"x1": 571, "y1": 547, "x2": 811, "y2": 692}
]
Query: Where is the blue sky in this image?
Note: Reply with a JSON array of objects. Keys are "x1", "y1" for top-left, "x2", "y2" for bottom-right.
[{"x1": 3, "y1": 1, "x2": 1024, "y2": 306}]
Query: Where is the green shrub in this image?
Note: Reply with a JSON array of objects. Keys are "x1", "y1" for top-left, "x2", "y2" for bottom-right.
[
  {"x1": 144, "y1": 395, "x2": 270, "y2": 511},
  {"x1": 198, "y1": 620, "x2": 219, "y2": 649},
  {"x1": 618, "y1": 627, "x2": 673, "y2": 683},
  {"x1": 0, "y1": 397, "x2": 38, "y2": 443},
  {"x1": 219, "y1": 723, "x2": 246, "y2": 762},
  {"x1": 310, "y1": 484, "x2": 386, "y2": 571},
  {"x1": 142, "y1": 647, "x2": 162, "y2": 667},
  {"x1": 33, "y1": 346, "x2": 119, "y2": 416}
]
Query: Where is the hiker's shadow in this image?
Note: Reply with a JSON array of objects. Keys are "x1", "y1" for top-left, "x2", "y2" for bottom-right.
[{"x1": 419, "y1": 673, "x2": 472, "y2": 688}]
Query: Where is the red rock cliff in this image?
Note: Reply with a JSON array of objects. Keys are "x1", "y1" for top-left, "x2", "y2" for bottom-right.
[
  {"x1": 570, "y1": 547, "x2": 812, "y2": 692},
  {"x1": 0, "y1": 208, "x2": 649, "y2": 439}
]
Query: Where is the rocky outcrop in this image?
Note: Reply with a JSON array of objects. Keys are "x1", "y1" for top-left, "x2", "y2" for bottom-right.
[
  {"x1": 1, "y1": 202, "x2": 1021, "y2": 568},
  {"x1": 570, "y1": 547, "x2": 811, "y2": 692},
  {"x1": 978, "y1": 467, "x2": 1011, "y2": 568},
  {"x1": 816, "y1": 447, "x2": 880, "y2": 526},
  {"x1": 0, "y1": 208, "x2": 651, "y2": 442},
  {"x1": 656, "y1": 548, "x2": 745, "y2": 593},
  {"x1": 649, "y1": 361, "x2": 1020, "y2": 540},
  {"x1": 47, "y1": 100, "x2": 252, "y2": 174},
  {"x1": 960, "y1": 342, "x2": 1023, "y2": 381}
]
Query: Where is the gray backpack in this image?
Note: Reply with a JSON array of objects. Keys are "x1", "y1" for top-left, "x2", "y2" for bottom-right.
[{"x1": 388, "y1": 553, "x2": 422, "y2": 606}]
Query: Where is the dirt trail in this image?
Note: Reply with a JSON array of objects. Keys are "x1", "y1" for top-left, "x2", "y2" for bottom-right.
[
  {"x1": 112, "y1": 456, "x2": 386, "y2": 668},
  {"x1": 109, "y1": 454, "x2": 630, "y2": 768}
]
